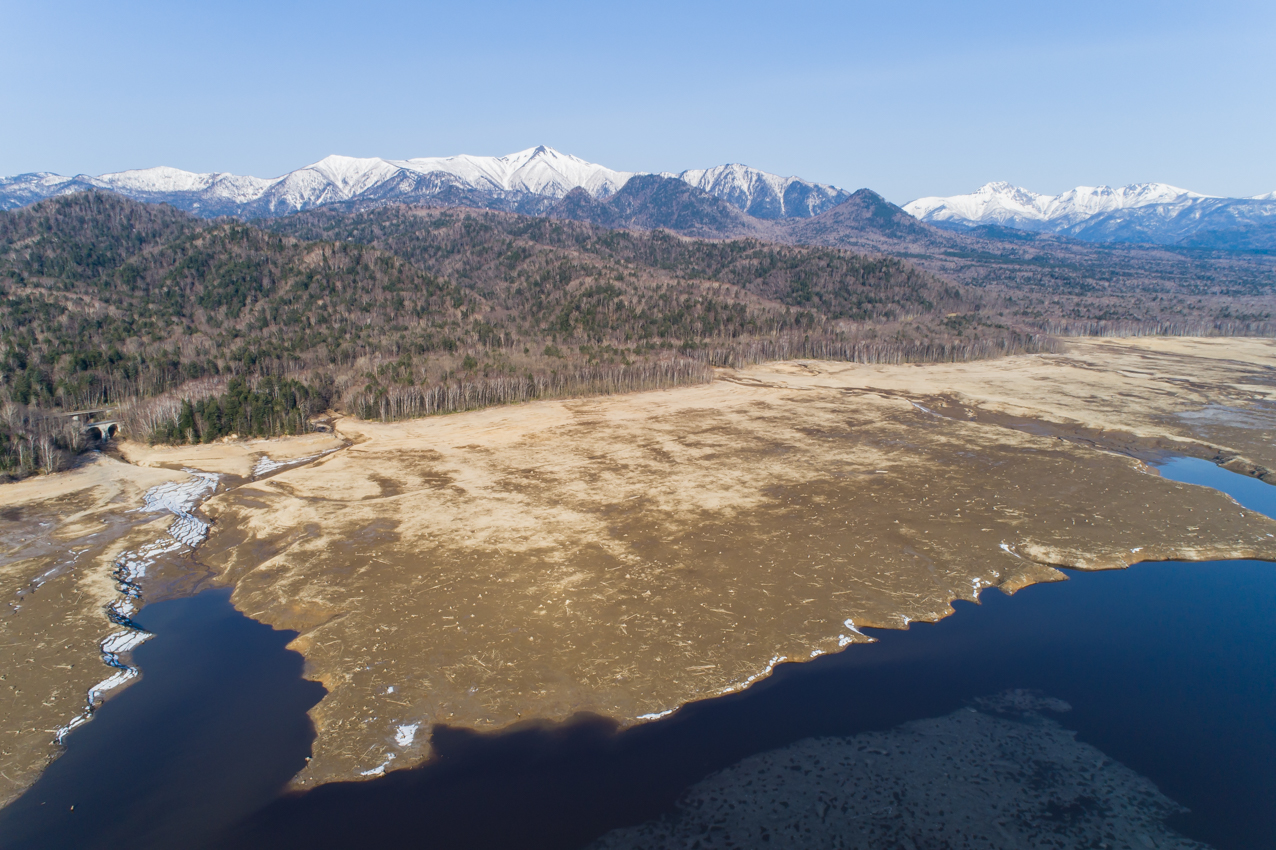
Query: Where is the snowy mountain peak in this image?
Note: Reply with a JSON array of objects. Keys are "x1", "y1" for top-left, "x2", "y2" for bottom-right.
[
  {"x1": 905, "y1": 181, "x2": 1214, "y2": 230},
  {"x1": 903, "y1": 180, "x2": 1276, "y2": 247},
  {"x1": 500, "y1": 145, "x2": 561, "y2": 168},
  {"x1": 98, "y1": 166, "x2": 221, "y2": 194},
  {"x1": 0, "y1": 148, "x2": 855, "y2": 220},
  {"x1": 662, "y1": 163, "x2": 850, "y2": 219}
]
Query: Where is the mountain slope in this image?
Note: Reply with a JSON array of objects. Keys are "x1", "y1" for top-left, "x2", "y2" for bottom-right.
[
  {"x1": 537, "y1": 183, "x2": 1276, "y2": 305},
  {"x1": 8, "y1": 151, "x2": 1274, "y2": 249},
  {"x1": 548, "y1": 175, "x2": 766, "y2": 237},
  {"x1": 1060, "y1": 197, "x2": 1276, "y2": 250},
  {"x1": 0, "y1": 147, "x2": 635, "y2": 217},
  {"x1": 662, "y1": 164, "x2": 850, "y2": 218},
  {"x1": 4, "y1": 193, "x2": 1062, "y2": 475}
]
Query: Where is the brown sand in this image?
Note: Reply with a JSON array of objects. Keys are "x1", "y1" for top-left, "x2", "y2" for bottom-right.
[{"x1": 115, "y1": 432, "x2": 346, "y2": 479}]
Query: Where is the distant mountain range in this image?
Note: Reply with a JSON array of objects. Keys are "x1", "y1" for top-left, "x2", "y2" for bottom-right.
[
  {"x1": 0, "y1": 146, "x2": 850, "y2": 221},
  {"x1": 2, "y1": 147, "x2": 1274, "y2": 250},
  {"x1": 905, "y1": 182, "x2": 1276, "y2": 250}
]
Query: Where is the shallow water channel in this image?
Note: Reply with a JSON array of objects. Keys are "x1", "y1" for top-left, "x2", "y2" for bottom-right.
[{"x1": 1, "y1": 457, "x2": 1273, "y2": 849}]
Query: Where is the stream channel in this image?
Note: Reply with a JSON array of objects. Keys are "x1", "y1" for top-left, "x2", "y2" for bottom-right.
[{"x1": 0, "y1": 456, "x2": 1272, "y2": 849}]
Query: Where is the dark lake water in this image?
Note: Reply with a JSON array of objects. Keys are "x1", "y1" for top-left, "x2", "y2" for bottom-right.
[
  {"x1": 1, "y1": 457, "x2": 1273, "y2": 850},
  {"x1": 0, "y1": 589, "x2": 324, "y2": 850}
]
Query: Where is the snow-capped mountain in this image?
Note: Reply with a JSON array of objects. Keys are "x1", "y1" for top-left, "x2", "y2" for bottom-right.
[
  {"x1": 904, "y1": 182, "x2": 1209, "y2": 231},
  {"x1": 0, "y1": 147, "x2": 839, "y2": 220},
  {"x1": 0, "y1": 147, "x2": 636, "y2": 217},
  {"x1": 661, "y1": 163, "x2": 849, "y2": 219},
  {"x1": 904, "y1": 182, "x2": 1276, "y2": 248}
]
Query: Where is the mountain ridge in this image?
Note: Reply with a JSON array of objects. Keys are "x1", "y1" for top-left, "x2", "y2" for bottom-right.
[
  {"x1": 0, "y1": 147, "x2": 841, "y2": 223},
  {"x1": 906, "y1": 181, "x2": 1276, "y2": 249},
  {"x1": 5, "y1": 150, "x2": 1275, "y2": 249}
]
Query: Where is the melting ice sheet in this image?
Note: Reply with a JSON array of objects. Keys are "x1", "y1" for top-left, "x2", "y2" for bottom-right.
[{"x1": 55, "y1": 472, "x2": 220, "y2": 742}]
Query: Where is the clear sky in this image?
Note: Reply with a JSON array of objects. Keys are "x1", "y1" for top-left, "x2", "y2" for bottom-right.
[{"x1": 2, "y1": 0, "x2": 1273, "y2": 203}]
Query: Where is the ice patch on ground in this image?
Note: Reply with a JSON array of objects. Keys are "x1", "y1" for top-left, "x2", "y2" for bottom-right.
[
  {"x1": 637, "y1": 709, "x2": 675, "y2": 721},
  {"x1": 55, "y1": 471, "x2": 221, "y2": 743},
  {"x1": 838, "y1": 618, "x2": 872, "y2": 647},
  {"x1": 360, "y1": 753, "x2": 396, "y2": 776},
  {"x1": 716, "y1": 654, "x2": 789, "y2": 697},
  {"x1": 394, "y1": 723, "x2": 419, "y2": 748},
  {"x1": 252, "y1": 447, "x2": 341, "y2": 478}
]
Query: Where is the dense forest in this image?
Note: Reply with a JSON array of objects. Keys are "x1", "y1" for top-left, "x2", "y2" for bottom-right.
[{"x1": 3, "y1": 191, "x2": 1264, "y2": 478}]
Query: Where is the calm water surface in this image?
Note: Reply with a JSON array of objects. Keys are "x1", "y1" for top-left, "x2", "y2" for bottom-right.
[
  {"x1": 0, "y1": 589, "x2": 324, "y2": 850},
  {"x1": 1, "y1": 457, "x2": 1272, "y2": 850}
]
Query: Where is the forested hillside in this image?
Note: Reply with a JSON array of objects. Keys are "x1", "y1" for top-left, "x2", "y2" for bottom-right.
[{"x1": 0, "y1": 190, "x2": 1204, "y2": 478}]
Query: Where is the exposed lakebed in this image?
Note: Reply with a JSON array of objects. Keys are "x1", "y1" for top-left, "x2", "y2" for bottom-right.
[
  {"x1": 0, "y1": 458, "x2": 1272, "y2": 850},
  {"x1": 5, "y1": 340, "x2": 1276, "y2": 848}
]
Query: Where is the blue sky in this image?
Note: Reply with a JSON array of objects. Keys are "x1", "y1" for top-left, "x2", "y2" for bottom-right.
[{"x1": 2, "y1": 0, "x2": 1273, "y2": 203}]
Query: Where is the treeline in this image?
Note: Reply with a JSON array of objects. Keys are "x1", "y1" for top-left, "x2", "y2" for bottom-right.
[
  {"x1": 680, "y1": 330, "x2": 1060, "y2": 369},
  {"x1": 145, "y1": 375, "x2": 335, "y2": 445},
  {"x1": 351, "y1": 359, "x2": 714, "y2": 421}
]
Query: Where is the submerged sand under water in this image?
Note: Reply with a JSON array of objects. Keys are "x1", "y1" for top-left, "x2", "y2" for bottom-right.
[
  {"x1": 3, "y1": 337, "x2": 1276, "y2": 802},
  {"x1": 589, "y1": 691, "x2": 1210, "y2": 850}
]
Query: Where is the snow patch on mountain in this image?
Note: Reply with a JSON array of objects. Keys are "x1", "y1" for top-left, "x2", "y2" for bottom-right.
[{"x1": 399, "y1": 146, "x2": 633, "y2": 197}]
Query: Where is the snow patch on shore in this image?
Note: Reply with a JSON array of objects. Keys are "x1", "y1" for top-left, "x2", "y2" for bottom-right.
[
  {"x1": 637, "y1": 708, "x2": 675, "y2": 721},
  {"x1": 55, "y1": 471, "x2": 221, "y2": 743},
  {"x1": 360, "y1": 753, "x2": 395, "y2": 776},
  {"x1": 252, "y1": 447, "x2": 341, "y2": 478},
  {"x1": 394, "y1": 723, "x2": 419, "y2": 748}
]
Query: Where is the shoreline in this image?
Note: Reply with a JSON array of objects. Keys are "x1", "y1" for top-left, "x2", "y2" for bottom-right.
[
  {"x1": 4, "y1": 336, "x2": 1276, "y2": 803},
  {"x1": 53, "y1": 472, "x2": 221, "y2": 743}
]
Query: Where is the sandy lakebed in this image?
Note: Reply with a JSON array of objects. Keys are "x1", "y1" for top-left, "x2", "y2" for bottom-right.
[{"x1": 3, "y1": 336, "x2": 1276, "y2": 804}]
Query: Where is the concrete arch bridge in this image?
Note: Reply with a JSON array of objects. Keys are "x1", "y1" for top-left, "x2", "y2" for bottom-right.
[{"x1": 55, "y1": 409, "x2": 120, "y2": 440}]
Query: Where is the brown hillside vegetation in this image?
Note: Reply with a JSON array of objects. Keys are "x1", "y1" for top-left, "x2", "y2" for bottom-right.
[
  {"x1": 4, "y1": 189, "x2": 1275, "y2": 476},
  {"x1": 1, "y1": 193, "x2": 1049, "y2": 475}
]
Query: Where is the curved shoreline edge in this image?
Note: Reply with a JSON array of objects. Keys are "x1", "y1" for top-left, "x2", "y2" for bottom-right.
[{"x1": 54, "y1": 472, "x2": 221, "y2": 742}]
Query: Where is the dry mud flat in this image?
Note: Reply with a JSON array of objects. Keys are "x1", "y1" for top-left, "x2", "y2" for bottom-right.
[
  {"x1": 194, "y1": 337, "x2": 1276, "y2": 789},
  {"x1": 589, "y1": 691, "x2": 1208, "y2": 850}
]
